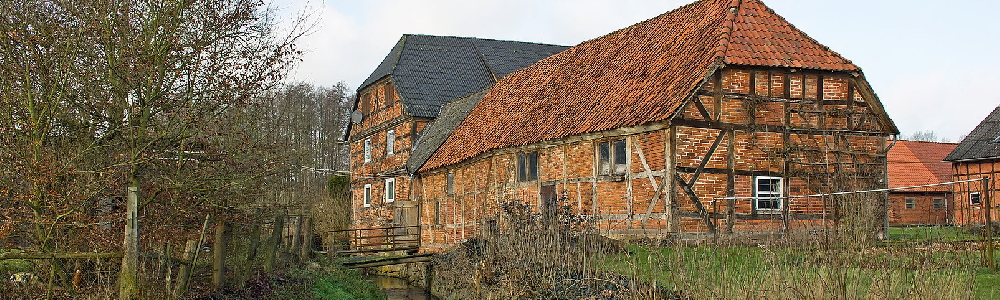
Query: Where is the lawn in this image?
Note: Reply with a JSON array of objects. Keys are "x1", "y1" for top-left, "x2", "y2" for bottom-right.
[
  {"x1": 886, "y1": 225, "x2": 980, "y2": 242},
  {"x1": 600, "y1": 243, "x2": 1000, "y2": 299}
]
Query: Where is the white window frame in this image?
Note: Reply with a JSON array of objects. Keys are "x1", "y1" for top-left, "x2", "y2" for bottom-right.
[
  {"x1": 754, "y1": 176, "x2": 783, "y2": 213},
  {"x1": 970, "y1": 192, "x2": 982, "y2": 206},
  {"x1": 364, "y1": 138, "x2": 372, "y2": 163},
  {"x1": 386, "y1": 130, "x2": 395, "y2": 156},
  {"x1": 904, "y1": 197, "x2": 916, "y2": 209},
  {"x1": 384, "y1": 178, "x2": 396, "y2": 203},
  {"x1": 363, "y1": 184, "x2": 372, "y2": 207}
]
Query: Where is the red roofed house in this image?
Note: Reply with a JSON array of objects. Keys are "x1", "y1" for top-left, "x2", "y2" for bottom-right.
[
  {"x1": 886, "y1": 141, "x2": 957, "y2": 225},
  {"x1": 351, "y1": 0, "x2": 898, "y2": 252}
]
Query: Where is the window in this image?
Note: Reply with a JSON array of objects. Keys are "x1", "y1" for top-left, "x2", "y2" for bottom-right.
[
  {"x1": 933, "y1": 198, "x2": 945, "y2": 210},
  {"x1": 363, "y1": 184, "x2": 372, "y2": 207},
  {"x1": 384, "y1": 178, "x2": 396, "y2": 203},
  {"x1": 433, "y1": 201, "x2": 441, "y2": 225},
  {"x1": 971, "y1": 192, "x2": 982, "y2": 206},
  {"x1": 754, "y1": 176, "x2": 783, "y2": 212},
  {"x1": 904, "y1": 197, "x2": 915, "y2": 209},
  {"x1": 597, "y1": 139, "x2": 628, "y2": 175},
  {"x1": 446, "y1": 173, "x2": 455, "y2": 195},
  {"x1": 386, "y1": 130, "x2": 395, "y2": 156},
  {"x1": 363, "y1": 138, "x2": 372, "y2": 163},
  {"x1": 517, "y1": 152, "x2": 539, "y2": 182}
]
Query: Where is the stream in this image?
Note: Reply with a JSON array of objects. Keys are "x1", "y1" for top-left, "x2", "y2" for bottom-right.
[{"x1": 371, "y1": 275, "x2": 438, "y2": 300}]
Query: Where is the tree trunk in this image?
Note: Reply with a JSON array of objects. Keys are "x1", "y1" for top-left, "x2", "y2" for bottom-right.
[
  {"x1": 300, "y1": 217, "x2": 311, "y2": 261},
  {"x1": 118, "y1": 180, "x2": 140, "y2": 299}
]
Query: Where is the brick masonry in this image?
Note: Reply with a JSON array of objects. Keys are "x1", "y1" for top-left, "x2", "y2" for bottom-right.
[
  {"x1": 412, "y1": 67, "x2": 892, "y2": 252},
  {"x1": 952, "y1": 159, "x2": 1000, "y2": 225}
]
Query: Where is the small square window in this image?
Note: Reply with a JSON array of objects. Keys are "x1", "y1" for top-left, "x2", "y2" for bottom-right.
[
  {"x1": 364, "y1": 139, "x2": 372, "y2": 163},
  {"x1": 933, "y1": 198, "x2": 944, "y2": 210},
  {"x1": 904, "y1": 197, "x2": 915, "y2": 209},
  {"x1": 385, "y1": 178, "x2": 396, "y2": 203},
  {"x1": 363, "y1": 184, "x2": 372, "y2": 207},
  {"x1": 971, "y1": 192, "x2": 982, "y2": 206},
  {"x1": 754, "y1": 176, "x2": 783, "y2": 213},
  {"x1": 518, "y1": 152, "x2": 538, "y2": 182},
  {"x1": 386, "y1": 130, "x2": 395, "y2": 156},
  {"x1": 597, "y1": 139, "x2": 627, "y2": 176}
]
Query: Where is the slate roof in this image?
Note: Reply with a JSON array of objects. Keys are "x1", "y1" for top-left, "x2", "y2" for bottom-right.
[
  {"x1": 358, "y1": 35, "x2": 569, "y2": 119},
  {"x1": 888, "y1": 141, "x2": 958, "y2": 192},
  {"x1": 406, "y1": 90, "x2": 487, "y2": 174},
  {"x1": 944, "y1": 105, "x2": 1000, "y2": 162},
  {"x1": 421, "y1": 0, "x2": 877, "y2": 172}
]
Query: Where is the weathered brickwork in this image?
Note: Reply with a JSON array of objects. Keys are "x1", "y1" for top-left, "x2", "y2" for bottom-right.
[
  {"x1": 414, "y1": 67, "x2": 892, "y2": 251},
  {"x1": 349, "y1": 78, "x2": 419, "y2": 231},
  {"x1": 952, "y1": 159, "x2": 1000, "y2": 225}
]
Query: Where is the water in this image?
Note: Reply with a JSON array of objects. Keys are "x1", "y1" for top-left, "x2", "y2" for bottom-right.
[{"x1": 372, "y1": 275, "x2": 438, "y2": 300}]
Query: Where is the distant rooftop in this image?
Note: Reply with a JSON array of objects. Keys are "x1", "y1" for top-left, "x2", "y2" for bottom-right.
[{"x1": 945, "y1": 105, "x2": 1000, "y2": 162}]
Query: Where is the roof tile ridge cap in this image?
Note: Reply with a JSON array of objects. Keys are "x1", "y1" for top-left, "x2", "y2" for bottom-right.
[
  {"x1": 390, "y1": 35, "x2": 408, "y2": 76},
  {"x1": 471, "y1": 40, "x2": 500, "y2": 83},
  {"x1": 714, "y1": 0, "x2": 741, "y2": 62},
  {"x1": 750, "y1": 0, "x2": 859, "y2": 70}
]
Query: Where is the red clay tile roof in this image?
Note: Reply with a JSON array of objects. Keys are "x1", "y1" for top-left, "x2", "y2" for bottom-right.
[
  {"x1": 888, "y1": 141, "x2": 958, "y2": 192},
  {"x1": 421, "y1": 0, "x2": 861, "y2": 172}
]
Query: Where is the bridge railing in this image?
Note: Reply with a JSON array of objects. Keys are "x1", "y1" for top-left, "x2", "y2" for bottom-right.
[{"x1": 327, "y1": 225, "x2": 420, "y2": 256}]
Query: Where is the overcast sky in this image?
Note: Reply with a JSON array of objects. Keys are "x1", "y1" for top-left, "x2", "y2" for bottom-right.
[{"x1": 276, "y1": 0, "x2": 1000, "y2": 142}]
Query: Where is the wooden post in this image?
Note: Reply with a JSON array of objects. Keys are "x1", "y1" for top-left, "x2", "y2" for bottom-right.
[
  {"x1": 246, "y1": 221, "x2": 262, "y2": 264},
  {"x1": 300, "y1": 217, "x2": 312, "y2": 261},
  {"x1": 212, "y1": 221, "x2": 229, "y2": 290},
  {"x1": 290, "y1": 216, "x2": 303, "y2": 263},
  {"x1": 165, "y1": 243, "x2": 172, "y2": 296},
  {"x1": 265, "y1": 216, "x2": 284, "y2": 272},
  {"x1": 118, "y1": 183, "x2": 140, "y2": 300},
  {"x1": 328, "y1": 231, "x2": 337, "y2": 260},
  {"x1": 984, "y1": 177, "x2": 996, "y2": 270},
  {"x1": 172, "y1": 240, "x2": 198, "y2": 299}
]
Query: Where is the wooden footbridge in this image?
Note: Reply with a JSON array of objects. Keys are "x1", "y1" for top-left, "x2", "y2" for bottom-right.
[{"x1": 327, "y1": 225, "x2": 432, "y2": 269}]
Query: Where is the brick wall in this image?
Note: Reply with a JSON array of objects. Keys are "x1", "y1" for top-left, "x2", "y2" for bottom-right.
[
  {"x1": 408, "y1": 66, "x2": 892, "y2": 251},
  {"x1": 952, "y1": 159, "x2": 1000, "y2": 225},
  {"x1": 887, "y1": 192, "x2": 952, "y2": 225}
]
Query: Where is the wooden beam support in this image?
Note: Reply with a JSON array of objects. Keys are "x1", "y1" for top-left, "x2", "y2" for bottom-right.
[
  {"x1": 688, "y1": 129, "x2": 729, "y2": 187},
  {"x1": 674, "y1": 173, "x2": 717, "y2": 233},
  {"x1": 672, "y1": 119, "x2": 889, "y2": 137}
]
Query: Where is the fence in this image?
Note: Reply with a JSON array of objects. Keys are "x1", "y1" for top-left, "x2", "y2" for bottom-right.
[{"x1": 0, "y1": 213, "x2": 326, "y2": 299}]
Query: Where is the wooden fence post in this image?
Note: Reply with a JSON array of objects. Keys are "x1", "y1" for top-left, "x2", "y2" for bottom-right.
[
  {"x1": 265, "y1": 216, "x2": 284, "y2": 272},
  {"x1": 290, "y1": 216, "x2": 303, "y2": 264},
  {"x1": 327, "y1": 231, "x2": 337, "y2": 260},
  {"x1": 212, "y1": 221, "x2": 229, "y2": 290},
  {"x1": 172, "y1": 240, "x2": 198, "y2": 299},
  {"x1": 118, "y1": 184, "x2": 140, "y2": 300},
  {"x1": 300, "y1": 217, "x2": 312, "y2": 261}
]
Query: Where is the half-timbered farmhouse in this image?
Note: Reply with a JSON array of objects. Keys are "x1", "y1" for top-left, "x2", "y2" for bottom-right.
[
  {"x1": 945, "y1": 105, "x2": 1000, "y2": 225},
  {"x1": 350, "y1": 0, "x2": 898, "y2": 252},
  {"x1": 348, "y1": 35, "x2": 568, "y2": 235},
  {"x1": 886, "y1": 141, "x2": 957, "y2": 225}
]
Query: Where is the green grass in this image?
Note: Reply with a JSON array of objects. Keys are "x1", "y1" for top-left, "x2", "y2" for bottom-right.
[
  {"x1": 600, "y1": 244, "x2": 1000, "y2": 299},
  {"x1": 311, "y1": 266, "x2": 386, "y2": 300},
  {"x1": 887, "y1": 226, "x2": 978, "y2": 242}
]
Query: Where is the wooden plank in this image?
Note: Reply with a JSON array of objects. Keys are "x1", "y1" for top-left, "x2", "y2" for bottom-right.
[
  {"x1": 0, "y1": 252, "x2": 122, "y2": 260},
  {"x1": 677, "y1": 166, "x2": 783, "y2": 177},
  {"x1": 693, "y1": 98, "x2": 713, "y2": 121},
  {"x1": 726, "y1": 130, "x2": 736, "y2": 233},
  {"x1": 635, "y1": 138, "x2": 664, "y2": 222},
  {"x1": 345, "y1": 254, "x2": 433, "y2": 269},
  {"x1": 672, "y1": 119, "x2": 888, "y2": 137}
]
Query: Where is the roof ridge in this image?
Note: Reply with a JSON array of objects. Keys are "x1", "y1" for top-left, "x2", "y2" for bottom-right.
[
  {"x1": 389, "y1": 35, "x2": 407, "y2": 79},
  {"x1": 402, "y1": 33, "x2": 567, "y2": 47},
  {"x1": 714, "y1": 0, "x2": 741, "y2": 62},
  {"x1": 727, "y1": 0, "x2": 856, "y2": 70},
  {"x1": 471, "y1": 41, "x2": 499, "y2": 84}
]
